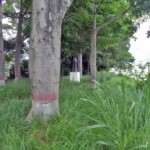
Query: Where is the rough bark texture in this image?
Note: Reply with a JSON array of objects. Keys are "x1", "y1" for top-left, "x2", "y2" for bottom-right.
[
  {"x1": 15, "y1": 0, "x2": 23, "y2": 80},
  {"x1": 26, "y1": 0, "x2": 73, "y2": 121},
  {"x1": 90, "y1": 1, "x2": 97, "y2": 88},
  {"x1": 0, "y1": 1, "x2": 5, "y2": 85},
  {"x1": 78, "y1": 53, "x2": 82, "y2": 77}
]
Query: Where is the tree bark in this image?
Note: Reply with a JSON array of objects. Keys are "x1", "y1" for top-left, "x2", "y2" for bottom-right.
[
  {"x1": 26, "y1": 0, "x2": 73, "y2": 122},
  {"x1": 87, "y1": 52, "x2": 90, "y2": 75},
  {"x1": 78, "y1": 53, "x2": 82, "y2": 77},
  {"x1": 90, "y1": 1, "x2": 97, "y2": 88},
  {"x1": 0, "y1": 1, "x2": 5, "y2": 86},
  {"x1": 15, "y1": 0, "x2": 24, "y2": 80}
]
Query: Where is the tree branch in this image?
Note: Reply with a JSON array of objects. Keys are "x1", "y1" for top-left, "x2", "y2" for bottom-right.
[
  {"x1": 95, "y1": 0, "x2": 114, "y2": 14},
  {"x1": 96, "y1": 0, "x2": 138, "y2": 32},
  {"x1": 95, "y1": 0, "x2": 104, "y2": 14},
  {"x1": 61, "y1": 0, "x2": 74, "y2": 18}
]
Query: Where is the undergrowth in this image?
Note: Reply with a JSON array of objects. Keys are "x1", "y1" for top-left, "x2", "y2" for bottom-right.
[{"x1": 0, "y1": 73, "x2": 150, "y2": 149}]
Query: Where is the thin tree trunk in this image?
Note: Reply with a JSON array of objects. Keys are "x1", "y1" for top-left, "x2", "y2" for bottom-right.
[
  {"x1": 86, "y1": 52, "x2": 90, "y2": 75},
  {"x1": 15, "y1": 0, "x2": 23, "y2": 80},
  {"x1": 78, "y1": 53, "x2": 82, "y2": 77},
  {"x1": 26, "y1": 0, "x2": 73, "y2": 122},
  {"x1": 89, "y1": 0, "x2": 134, "y2": 88},
  {"x1": 0, "y1": 1, "x2": 4, "y2": 85},
  {"x1": 90, "y1": 0, "x2": 97, "y2": 88}
]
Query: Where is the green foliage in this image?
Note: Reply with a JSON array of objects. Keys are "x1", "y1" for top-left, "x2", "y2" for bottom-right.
[
  {"x1": 23, "y1": 0, "x2": 32, "y2": 11},
  {"x1": 3, "y1": 0, "x2": 16, "y2": 15},
  {"x1": 23, "y1": 15, "x2": 31, "y2": 38},
  {"x1": 62, "y1": 0, "x2": 91, "y2": 55},
  {"x1": 62, "y1": 0, "x2": 140, "y2": 71},
  {"x1": 96, "y1": 13, "x2": 136, "y2": 69},
  {"x1": 97, "y1": 71, "x2": 116, "y2": 82},
  {"x1": 96, "y1": 71, "x2": 137, "y2": 89},
  {"x1": 110, "y1": 74, "x2": 136, "y2": 89}
]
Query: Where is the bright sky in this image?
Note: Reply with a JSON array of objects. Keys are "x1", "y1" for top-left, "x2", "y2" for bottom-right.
[
  {"x1": 129, "y1": 20, "x2": 150, "y2": 64},
  {"x1": 2, "y1": 18, "x2": 17, "y2": 39}
]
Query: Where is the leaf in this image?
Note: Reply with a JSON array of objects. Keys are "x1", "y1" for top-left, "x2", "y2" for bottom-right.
[
  {"x1": 83, "y1": 124, "x2": 107, "y2": 130},
  {"x1": 94, "y1": 140, "x2": 115, "y2": 148},
  {"x1": 130, "y1": 144, "x2": 148, "y2": 150}
]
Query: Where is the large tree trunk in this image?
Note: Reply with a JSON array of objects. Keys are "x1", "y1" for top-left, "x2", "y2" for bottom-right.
[
  {"x1": 90, "y1": 1, "x2": 97, "y2": 88},
  {"x1": 15, "y1": 0, "x2": 23, "y2": 80},
  {"x1": 26, "y1": 0, "x2": 73, "y2": 121},
  {"x1": 0, "y1": 1, "x2": 5, "y2": 86}
]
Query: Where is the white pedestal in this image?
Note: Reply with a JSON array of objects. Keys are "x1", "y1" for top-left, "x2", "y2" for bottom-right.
[
  {"x1": 0, "y1": 80, "x2": 5, "y2": 86},
  {"x1": 70, "y1": 72, "x2": 80, "y2": 82}
]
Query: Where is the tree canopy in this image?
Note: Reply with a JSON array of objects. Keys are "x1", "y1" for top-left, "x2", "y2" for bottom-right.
[{"x1": 2, "y1": 0, "x2": 150, "y2": 76}]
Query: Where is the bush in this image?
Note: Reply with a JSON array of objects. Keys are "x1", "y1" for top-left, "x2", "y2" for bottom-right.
[{"x1": 97, "y1": 71, "x2": 116, "y2": 83}]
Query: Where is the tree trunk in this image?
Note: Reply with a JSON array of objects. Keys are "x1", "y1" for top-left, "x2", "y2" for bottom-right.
[
  {"x1": 87, "y1": 52, "x2": 90, "y2": 75},
  {"x1": 89, "y1": 0, "x2": 131, "y2": 88},
  {"x1": 0, "y1": 1, "x2": 5, "y2": 86},
  {"x1": 15, "y1": 0, "x2": 23, "y2": 80},
  {"x1": 26, "y1": 0, "x2": 73, "y2": 122},
  {"x1": 78, "y1": 53, "x2": 82, "y2": 77},
  {"x1": 90, "y1": 1, "x2": 97, "y2": 88}
]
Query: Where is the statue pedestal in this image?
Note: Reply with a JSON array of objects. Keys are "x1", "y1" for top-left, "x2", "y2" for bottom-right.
[
  {"x1": 70, "y1": 72, "x2": 80, "y2": 82},
  {"x1": 0, "y1": 80, "x2": 5, "y2": 86}
]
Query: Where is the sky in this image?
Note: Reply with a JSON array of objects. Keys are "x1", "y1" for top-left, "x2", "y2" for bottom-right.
[
  {"x1": 129, "y1": 20, "x2": 150, "y2": 64},
  {"x1": 2, "y1": 18, "x2": 17, "y2": 40}
]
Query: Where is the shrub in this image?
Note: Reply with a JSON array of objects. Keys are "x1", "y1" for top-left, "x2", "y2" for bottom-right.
[{"x1": 97, "y1": 71, "x2": 116, "y2": 83}]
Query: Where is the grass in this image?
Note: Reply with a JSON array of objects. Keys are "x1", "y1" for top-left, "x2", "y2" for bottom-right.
[{"x1": 0, "y1": 74, "x2": 150, "y2": 150}]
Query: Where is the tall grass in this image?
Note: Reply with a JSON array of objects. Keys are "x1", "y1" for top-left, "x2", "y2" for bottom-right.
[
  {"x1": 0, "y1": 75, "x2": 150, "y2": 149},
  {"x1": 79, "y1": 80, "x2": 150, "y2": 150},
  {"x1": 0, "y1": 79, "x2": 31, "y2": 102},
  {"x1": 0, "y1": 78, "x2": 96, "y2": 150}
]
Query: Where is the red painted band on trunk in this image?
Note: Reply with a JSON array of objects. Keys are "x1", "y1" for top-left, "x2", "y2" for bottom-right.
[
  {"x1": 32, "y1": 93, "x2": 58, "y2": 102},
  {"x1": 0, "y1": 77, "x2": 4, "y2": 80}
]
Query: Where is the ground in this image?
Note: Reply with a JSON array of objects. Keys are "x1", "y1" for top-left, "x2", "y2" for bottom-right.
[{"x1": 0, "y1": 72, "x2": 150, "y2": 149}]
